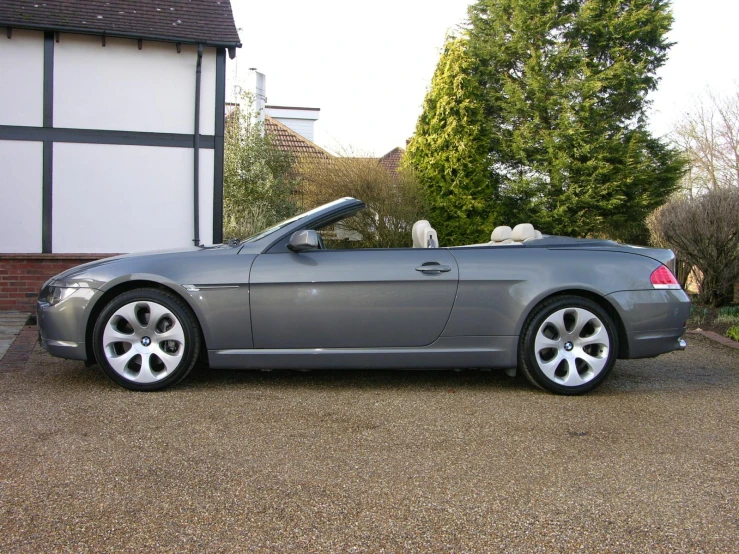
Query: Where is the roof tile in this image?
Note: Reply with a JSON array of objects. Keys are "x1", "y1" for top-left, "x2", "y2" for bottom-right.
[
  {"x1": 264, "y1": 116, "x2": 334, "y2": 162},
  {"x1": 0, "y1": 0, "x2": 240, "y2": 47},
  {"x1": 379, "y1": 146, "x2": 405, "y2": 173}
]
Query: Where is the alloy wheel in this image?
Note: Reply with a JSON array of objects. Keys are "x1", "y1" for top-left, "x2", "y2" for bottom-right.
[
  {"x1": 102, "y1": 300, "x2": 186, "y2": 384},
  {"x1": 533, "y1": 307, "x2": 610, "y2": 387}
]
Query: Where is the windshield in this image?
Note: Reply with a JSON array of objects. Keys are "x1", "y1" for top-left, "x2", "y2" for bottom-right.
[{"x1": 240, "y1": 198, "x2": 357, "y2": 244}]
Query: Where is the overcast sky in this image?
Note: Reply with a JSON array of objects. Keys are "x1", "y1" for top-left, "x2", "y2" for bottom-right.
[{"x1": 228, "y1": 0, "x2": 739, "y2": 156}]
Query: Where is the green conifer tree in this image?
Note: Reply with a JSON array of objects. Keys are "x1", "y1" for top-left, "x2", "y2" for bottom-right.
[
  {"x1": 406, "y1": 37, "x2": 498, "y2": 244},
  {"x1": 409, "y1": 0, "x2": 685, "y2": 244}
]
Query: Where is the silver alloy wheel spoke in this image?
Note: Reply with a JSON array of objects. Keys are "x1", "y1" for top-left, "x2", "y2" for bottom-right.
[
  {"x1": 537, "y1": 352, "x2": 564, "y2": 380},
  {"x1": 534, "y1": 331, "x2": 560, "y2": 352},
  {"x1": 134, "y1": 353, "x2": 156, "y2": 383},
  {"x1": 562, "y1": 358, "x2": 585, "y2": 386},
  {"x1": 534, "y1": 307, "x2": 610, "y2": 387},
  {"x1": 156, "y1": 321, "x2": 185, "y2": 344},
  {"x1": 580, "y1": 325, "x2": 608, "y2": 347},
  {"x1": 103, "y1": 326, "x2": 136, "y2": 346},
  {"x1": 103, "y1": 300, "x2": 186, "y2": 384},
  {"x1": 106, "y1": 348, "x2": 138, "y2": 373},
  {"x1": 147, "y1": 302, "x2": 172, "y2": 331},
  {"x1": 577, "y1": 349, "x2": 608, "y2": 373},
  {"x1": 155, "y1": 350, "x2": 183, "y2": 372}
]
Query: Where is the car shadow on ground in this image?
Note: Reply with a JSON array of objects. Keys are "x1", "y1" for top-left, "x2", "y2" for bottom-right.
[
  {"x1": 22, "y1": 334, "x2": 739, "y2": 396},
  {"x1": 184, "y1": 364, "x2": 534, "y2": 393}
]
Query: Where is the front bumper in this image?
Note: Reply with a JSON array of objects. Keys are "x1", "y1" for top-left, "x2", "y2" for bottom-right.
[
  {"x1": 607, "y1": 289, "x2": 691, "y2": 359},
  {"x1": 37, "y1": 287, "x2": 99, "y2": 362},
  {"x1": 38, "y1": 333, "x2": 88, "y2": 361}
]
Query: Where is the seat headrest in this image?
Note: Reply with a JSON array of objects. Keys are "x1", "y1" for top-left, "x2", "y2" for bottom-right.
[
  {"x1": 511, "y1": 223, "x2": 536, "y2": 242},
  {"x1": 412, "y1": 220, "x2": 430, "y2": 248},
  {"x1": 490, "y1": 226, "x2": 512, "y2": 242},
  {"x1": 422, "y1": 227, "x2": 438, "y2": 248},
  {"x1": 534, "y1": 230, "x2": 543, "y2": 240}
]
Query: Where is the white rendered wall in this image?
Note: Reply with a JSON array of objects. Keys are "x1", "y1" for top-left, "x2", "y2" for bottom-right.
[
  {"x1": 273, "y1": 118, "x2": 316, "y2": 141},
  {"x1": 54, "y1": 35, "x2": 216, "y2": 135},
  {"x1": 265, "y1": 107, "x2": 319, "y2": 141},
  {"x1": 0, "y1": 29, "x2": 44, "y2": 127},
  {"x1": 0, "y1": 141, "x2": 43, "y2": 252},
  {"x1": 52, "y1": 143, "x2": 214, "y2": 253}
]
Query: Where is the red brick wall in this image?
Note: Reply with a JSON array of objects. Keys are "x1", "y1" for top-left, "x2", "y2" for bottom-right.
[{"x1": 0, "y1": 254, "x2": 117, "y2": 313}]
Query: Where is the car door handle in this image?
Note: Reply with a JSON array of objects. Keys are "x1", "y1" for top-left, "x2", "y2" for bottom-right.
[{"x1": 415, "y1": 264, "x2": 452, "y2": 274}]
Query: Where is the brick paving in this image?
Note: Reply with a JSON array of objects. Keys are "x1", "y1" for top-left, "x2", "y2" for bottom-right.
[
  {"x1": 0, "y1": 311, "x2": 32, "y2": 363},
  {"x1": 687, "y1": 329, "x2": 739, "y2": 350},
  {"x1": 0, "y1": 324, "x2": 37, "y2": 373}
]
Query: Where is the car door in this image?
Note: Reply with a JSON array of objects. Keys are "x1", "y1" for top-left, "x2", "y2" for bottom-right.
[{"x1": 249, "y1": 248, "x2": 459, "y2": 349}]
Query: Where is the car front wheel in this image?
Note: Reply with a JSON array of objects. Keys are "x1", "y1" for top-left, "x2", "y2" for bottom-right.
[
  {"x1": 518, "y1": 296, "x2": 618, "y2": 395},
  {"x1": 92, "y1": 288, "x2": 201, "y2": 391}
]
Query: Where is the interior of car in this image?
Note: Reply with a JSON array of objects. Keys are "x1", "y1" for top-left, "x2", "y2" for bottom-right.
[{"x1": 309, "y1": 209, "x2": 543, "y2": 250}]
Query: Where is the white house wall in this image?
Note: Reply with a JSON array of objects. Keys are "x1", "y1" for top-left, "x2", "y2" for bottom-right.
[
  {"x1": 0, "y1": 141, "x2": 43, "y2": 253},
  {"x1": 0, "y1": 29, "x2": 44, "y2": 127},
  {"x1": 54, "y1": 36, "x2": 216, "y2": 135},
  {"x1": 0, "y1": 28, "x2": 226, "y2": 255},
  {"x1": 52, "y1": 143, "x2": 214, "y2": 253}
]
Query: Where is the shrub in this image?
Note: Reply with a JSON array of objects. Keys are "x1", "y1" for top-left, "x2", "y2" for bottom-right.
[
  {"x1": 717, "y1": 306, "x2": 739, "y2": 325},
  {"x1": 301, "y1": 157, "x2": 428, "y2": 249},
  {"x1": 223, "y1": 92, "x2": 300, "y2": 240},
  {"x1": 726, "y1": 325, "x2": 739, "y2": 342},
  {"x1": 647, "y1": 188, "x2": 739, "y2": 307}
]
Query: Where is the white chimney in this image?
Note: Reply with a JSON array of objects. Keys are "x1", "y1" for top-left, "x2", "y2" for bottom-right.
[{"x1": 247, "y1": 69, "x2": 267, "y2": 124}]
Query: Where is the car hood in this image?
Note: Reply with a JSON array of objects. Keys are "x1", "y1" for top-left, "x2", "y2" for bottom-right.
[{"x1": 48, "y1": 245, "x2": 235, "y2": 284}]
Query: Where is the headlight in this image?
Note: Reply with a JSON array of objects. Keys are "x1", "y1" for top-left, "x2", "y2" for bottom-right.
[
  {"x1": 41, "y1": 286, "x2": 80, "y2": 306},
  {"x1": 39, "y1": 277, "x2": 95, "y2": 306}
]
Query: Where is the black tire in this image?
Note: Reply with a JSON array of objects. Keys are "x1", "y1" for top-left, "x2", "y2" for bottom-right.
[
  {"x1": 92, "y1": 288, "x2": 201, "y2": 391},
  {"x1": 518, "y1": 295, "x2": 618, "y2": 395}
]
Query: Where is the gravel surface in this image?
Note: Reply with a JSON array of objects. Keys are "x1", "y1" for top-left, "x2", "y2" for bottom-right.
[{"x1": 1, "y1": 335, "x2": 737, "y2": 553}]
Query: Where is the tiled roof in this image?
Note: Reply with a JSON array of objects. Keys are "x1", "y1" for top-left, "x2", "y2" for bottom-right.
[
  {"x1": 0, "y1": 0, "x2": 241, "y2": 48},
  {"x1": 264, "y1": 116, "x2": 333, "y2": 162},
  {"x1": 379, "y1": 147, "x2": 405, "y2": 173}
]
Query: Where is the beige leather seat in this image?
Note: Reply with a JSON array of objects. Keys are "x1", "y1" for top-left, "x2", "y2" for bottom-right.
[
  {"x1": 534, "y1": 230, "x2": 543, "y2": 239},
  {"x1": 489, "y1": 226, "x2": 513, "y2": 245},
  {"x1": 511, "y1": 223, "x2": 537, "y2": 242},
  {"x1": 412, "y1": 220, "x2": 439, "y2": 248},
  {"x1": 412, "y1": 220, "x2": 430, "y2": 248}
]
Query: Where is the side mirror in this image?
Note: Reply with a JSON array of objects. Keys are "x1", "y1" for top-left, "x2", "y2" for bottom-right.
[{"x1": 287, "y1": 230, "x2": 319, "y2": 252}]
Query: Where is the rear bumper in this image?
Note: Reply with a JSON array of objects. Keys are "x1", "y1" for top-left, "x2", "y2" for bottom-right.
[
  {"x1": 626, "y1": 328, "x2": 688, "y2": 359},
  {"x1": 607, "y1": 289, "x2": 691, "y2": 359}
]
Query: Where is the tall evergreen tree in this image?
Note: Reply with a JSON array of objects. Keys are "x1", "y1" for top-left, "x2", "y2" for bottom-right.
[
  {"x1": 409, "y1": 0, "x2": 685, "y2": 244},
  {"x1": 406, "y1": 37, "x2": 497, "y2": 244}
]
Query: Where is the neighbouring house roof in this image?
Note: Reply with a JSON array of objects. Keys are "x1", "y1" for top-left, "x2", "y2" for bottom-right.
[
  {"x1": 262, "y1": 112, "x2": 403, "y2": 173},
  {"x1": 264, "y1": 116, "x2": 334, "y2": 162},
  {"x1": 379, "y1": 147, "x2": 405, "y2": 173},
  {"x1": 0, "y1": 0, "x2": 241, "y2": 50}
]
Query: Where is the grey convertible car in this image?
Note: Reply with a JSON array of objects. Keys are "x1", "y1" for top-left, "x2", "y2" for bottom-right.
[{"x1": 38, "y1": 197, "x2": 690, "y2": 394}]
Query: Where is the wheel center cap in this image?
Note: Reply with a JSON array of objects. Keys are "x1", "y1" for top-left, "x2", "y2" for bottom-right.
[
  {"x1": 141, "y1": 336, "x2": 151, "y2": 347},
  {"x1": 564, "y1": 341, "x2": 574, "y2": 352}
]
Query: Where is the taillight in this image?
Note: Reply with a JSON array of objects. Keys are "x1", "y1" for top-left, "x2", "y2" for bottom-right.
[{"x1": 650, "y1": 265, "x2": 681, "y2": 290}]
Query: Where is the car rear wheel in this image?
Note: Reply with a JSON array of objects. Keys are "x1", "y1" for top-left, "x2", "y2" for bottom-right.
[
  {"x1": 518, "y1": 296, "x2": 618, "y2": 395},
  {"x1": 92, "y1": 288, "x2": 201, "y2": 391}
]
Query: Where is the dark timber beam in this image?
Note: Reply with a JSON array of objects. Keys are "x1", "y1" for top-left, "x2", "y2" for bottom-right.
[
  {"x1": 42, "y1": 31, "x2": 54, "y2": 253},
  {"x1": 0, "y1": 126, "x2": 216, "y2": 148},
  {"x1": 213, "y1": 48, "x2": 226, "y2": 244}
]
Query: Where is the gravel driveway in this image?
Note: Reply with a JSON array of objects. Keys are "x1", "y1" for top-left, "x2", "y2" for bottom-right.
[{"x1": 1, "y1": 335, "x2": 737, "y2": 553}]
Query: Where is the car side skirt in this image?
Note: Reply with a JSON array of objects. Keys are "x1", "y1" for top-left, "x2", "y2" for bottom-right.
[{"x1": 207, "y1": 336, "x2": 518, "y2": 370}]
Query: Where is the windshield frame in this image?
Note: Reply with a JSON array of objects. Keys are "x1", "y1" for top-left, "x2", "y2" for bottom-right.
[{"x1": 239, "y1": 198, "x2": 359, "y2": 245}]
